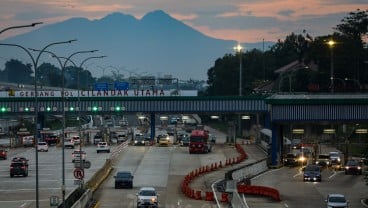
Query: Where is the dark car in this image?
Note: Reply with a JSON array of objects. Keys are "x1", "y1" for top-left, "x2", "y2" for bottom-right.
[
  {"x1": 303, "y1": 164, "x2": 322, "y2": 182},
  {"x1": 134, "y1": 135, "x2": 146, "y2": 146},
  {"x1": 180, "y1": 135, "x2": 190, "y2": 146},
  {"x1": 0, "y1": 148, "x2": 7, "y2": 160},
  {"x1": 114, "y1": 171, "x2": 134, "y2": 189},
  {"x1": 344, "y1": 159, "x2": 362, "y2": 175},
  {"x1": 283, "y1": 153, "x2": 299, "y2": 167},
  {"x1": 10, "y1": 157, "x2": 29, "y2": 177}
]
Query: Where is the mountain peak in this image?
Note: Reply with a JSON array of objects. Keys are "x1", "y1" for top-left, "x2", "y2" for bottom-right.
[{"x1": 141, "y1": 10, "x2": 175, "y2": 22}]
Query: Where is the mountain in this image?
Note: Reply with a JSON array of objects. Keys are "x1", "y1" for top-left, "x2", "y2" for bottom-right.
[{"x1": 0, "y1": 10, "x2": 274, "y2": 80}]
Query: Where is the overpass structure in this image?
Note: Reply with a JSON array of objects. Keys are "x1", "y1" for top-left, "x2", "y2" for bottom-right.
[{"x1": 1, "y1": 90, "x2": 368, "y2": 166}]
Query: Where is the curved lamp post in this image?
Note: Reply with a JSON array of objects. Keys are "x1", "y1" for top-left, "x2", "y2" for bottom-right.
[
  {"x1": 29, "y1": 48, "x2": 98, "y2": 207},
  {"x1": 0, "y1": 22, "x2": 43, "y2": 34},
  {"x1": 0, "y1": 40, "x2": 76, "y2": 208},
  {"x1": 345, "y1": 78, "x2": 362, "y2": 92}
]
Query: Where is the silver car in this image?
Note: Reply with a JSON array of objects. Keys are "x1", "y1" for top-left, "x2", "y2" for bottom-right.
[{"x1": 136, "y1": 187, "x2": 158, "y2": 208}]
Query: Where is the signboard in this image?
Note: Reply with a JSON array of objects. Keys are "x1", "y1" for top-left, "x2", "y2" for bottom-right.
[
  {"x1": 74, "y1": 179, "x2": 83, "y2": 185},
  {"x1": 74, "y1": 160, "x2": 91, "y2": 169},
  {"x1": 114, "y1": 81, "x2": 129, "y2": 90},
  {"x1": 50, "y1": 195, "x2": 59, "y2": 207},
  {"x1": 73, "y1": 168, "x2": 84, "y2": 179},
  {"x1": 0, "y1": 90, "x2": 198, "y2": 97},
  {"x1": 94, "y1": 82, "x2": 109, "y2": 91}
]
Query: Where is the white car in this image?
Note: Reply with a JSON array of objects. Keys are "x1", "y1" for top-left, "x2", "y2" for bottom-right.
[
  {"x1": 64, "y1": 138, "x2": 75, "y2": 149},
  {"x1": 136, "y1": 187, "x2": 158, "y2": 208},
  {"x1": 96, "y1": 142, "x2": 110, "y2": 153},
  {"x1": 325, "y1": 194, "x2": 349, "y2": 208},
  {"x1": 37, "y1": 142, "x2": 48, "y2": 152}
]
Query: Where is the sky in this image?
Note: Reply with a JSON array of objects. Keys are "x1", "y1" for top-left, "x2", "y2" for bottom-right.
[{"x1": 0, "y1": 0, "x2": 366, "y2": 43}]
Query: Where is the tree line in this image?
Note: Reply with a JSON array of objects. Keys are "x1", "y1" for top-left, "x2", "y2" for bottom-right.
[{"x1": 205, "y1": 9, "x2": 368, "y2": 95}]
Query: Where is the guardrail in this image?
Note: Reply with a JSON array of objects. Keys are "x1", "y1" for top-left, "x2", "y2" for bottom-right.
[{"x1": 60, "y1": 140, "x2": 129, "y2": 208}]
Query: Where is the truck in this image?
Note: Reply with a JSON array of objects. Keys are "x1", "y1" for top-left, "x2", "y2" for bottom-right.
[{"x1": 189, "y1": 130, "x2": 212, "y2": 154}]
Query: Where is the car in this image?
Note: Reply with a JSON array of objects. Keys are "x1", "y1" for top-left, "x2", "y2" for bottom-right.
[
  {"x1": 359, "y1": 153, "x2": 368, "y2": 165},
  {"x1": 114, "y1": 171, "x2": 134, "y2": 189},
  {"x1": 96, "y1": 142, "x2": 110, "y2": 153},
  {"x1": 22, "y1": 136, "x2": 34, "y2": 147},
  {"x1": 325, "y1": 194, "x2": 349, "y2": 208},
  {"x1": 158, "y1": 134, "x2": 170, "y2": 146},
  {"x1": 134, "y1": 135, "x2": 146, "y2": 146},
  {"x1": 136, "y1": 187, "x2": 159, "y2": 208},
  {"x1": 344, "y1": 159, "x2": 362, "y2": 175},
  {"x1": 284, "y1": 153, "x2": 299, "y2": 167},
  {"x1": 291, "y1": 139, "x2": 301, "y2": 149},
  {"x1": 10, "y1": 157, "x2": 29, "y2": 177},
  {"x1": 303, "y1": 164, "x2": 322, "y2": 182},
  {"x1": 117, "y1": 132, "x2": 127, "y2": 143},
  {"x1": 45, "y1": 135, "x2": 59, "y2": 145},
  {"x1": 93, "y1": 134, "x2": 103, "y2": 145},
  {"x1": 72, "y1": 136, "x2": 81, "y2": 145},
  {"x1": 315, "y1": 154, "x2": 331, "y2": 167},
  {"x1": 64, "y1": 138, "x2": 75, "y2": 149},
  {"x1": 0, "y1": 148, "x2": 7, "y2": 159},
  {"x1": 209, "y1": 134, "x2": 216, "y2": 144},
  {"x1": 329, "y1": 151, "x2": 341, "y2": 165},
  {"x1": 180, "y1": 135, "x2": 190, "y2": 146},
  {"x1": 37, "y1": 142, "x2": 49, "y2": 152},
  {"x1": 72, "y1": 150, "x2": 86, "y2": 163}
]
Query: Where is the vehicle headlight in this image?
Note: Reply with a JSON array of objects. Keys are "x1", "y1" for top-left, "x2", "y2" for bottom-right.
[
  {"x1": 358, "y1": 166, "x2": 362, "y2": 169},
  {"x1": 166, "y1": 137, "x2": 169, "y2": 140},
  {"x1": 134, "y1": 141, "x2": 138, "y2": 143},
  {"x1": 299, "y1": 156, "x2": 306, "y2": 162},
  {"x1": 151, "y1": 197, "x2": 156, "y2": 202},
  {"x1": 345, "y1": 166, "x2": 349, "y2": 169},
  {"x1": 337, "y1": 158, "x2": 341, "y2": 162}
]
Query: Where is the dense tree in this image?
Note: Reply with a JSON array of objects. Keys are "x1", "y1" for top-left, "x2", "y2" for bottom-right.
[
  {"x1": 37, "y1": 63, "x2": 62, "y2": 87},
  {"x1": 2, "y1": 59, "x2": 33, "y2": 84}
]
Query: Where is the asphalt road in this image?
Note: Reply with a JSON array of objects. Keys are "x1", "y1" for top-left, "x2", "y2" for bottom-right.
[{"x1": 0, "y1": 144, "x2": 112, "y2": 208}]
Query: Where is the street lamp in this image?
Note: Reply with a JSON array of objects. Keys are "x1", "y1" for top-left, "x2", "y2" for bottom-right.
[
  {"x1": 327, "y1": 39, "x2": 335, "y2": 93},
  {"x1": 234, "y1": 43, "x2": 243, "y2": 142},
  {"x1": 0, "y1": 22, "x2": 43, "y2": 34},
  {"x1": 30, "y1": 49, "x2": 99, "y2": 207},
  {"x1": 0, "y1": 40, "x2": 76, "y2": 208},
  {"x1": 233, "y1": 43, "x2": 243, "y2": 96},
  {"x1": 64, "y1": 55, "x2": 106, "y2": 189}
]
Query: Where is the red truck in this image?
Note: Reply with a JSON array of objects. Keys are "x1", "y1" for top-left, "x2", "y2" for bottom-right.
[{"x1": 189, "y1": 130, "x2": 212, "y2": 154}]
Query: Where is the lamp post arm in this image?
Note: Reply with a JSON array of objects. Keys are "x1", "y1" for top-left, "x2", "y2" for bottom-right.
[
  {"x1": 29, "y1": 49, "x2": 64, "y2": 69},
  {"x1": 34, "y1": 39, "x2": 77, "y2": 67},
  {"x1": 62, "y1": 50, "x2": 98, "y2": 69},
  {"x1": 0, "y1": 22, "x2": 43, "y2": 34},
  {"x1": 0, "y1": 43, "x2": 37, "y2": 67},
  {"x1": 79, "y1": 56, "x2": 106, "y2": 68}
]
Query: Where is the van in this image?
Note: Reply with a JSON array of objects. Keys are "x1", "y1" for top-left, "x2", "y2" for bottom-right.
[{"x1": 22, "y1": 136, "x2": 34, "y2": 147}]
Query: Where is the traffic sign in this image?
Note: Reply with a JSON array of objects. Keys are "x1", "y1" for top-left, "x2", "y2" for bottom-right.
[
  {"x1": 50, "y1": 195, "x2": 59, "y2": 207},
  {"x1": 74, "y1": 160, "x2": 91, "y2": 169},
  {"x1": 94, "y1": 82, "x2": 109, "y2": 91},
  {"x1": 114, "y1": 81, "x2": 129, "y2": 90},
  {"x1": 73, "y1": 168, "x2": 84, "y2": 179}
]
